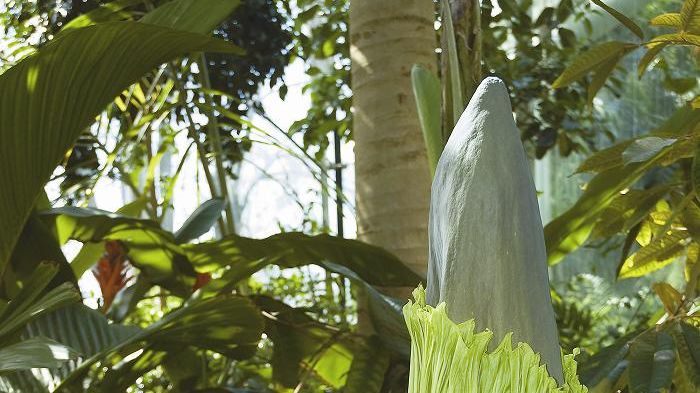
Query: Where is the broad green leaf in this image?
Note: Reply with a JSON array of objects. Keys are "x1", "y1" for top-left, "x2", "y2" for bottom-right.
[
  {"x1": 7, "y1": 215, "x2": 76, "y2": 297},
  {"x1": 57, "y1": 295, "x2": 263, "y2": 390},
  {"x1": 681, "y1": 0, "x2": 700, "y2": 32},
  {"x1": 622, "y1": 137, "x2": 676, "y2": 164},
  {"x1": 579, "y1": 330, "x2": 638, "y2": 387},
  {"x1": 0, "y1": 262, "x2": 80, "y2": 343},
  {"x1": 174, "y1": 198, "x2": 225, "y2": 243},
  {"x1": 69, "y1": 198, "x2": 147, "y2": 276},
  {"x1": 187, "y1": 232, "x2": 424, "y2": 287},
  {"x1": 0, "y1": 337, "x2": 78, "y2": 372},
  {"x1": 619, "y1": 230, "x2": 689, "y2": 278},
  {"x1": 591, "y1": 0, "x2": 644, "y2": 39},
  {"x1": 253, "y1": 296, "x2": 352, "y2": 388},
  {"x1": 628, "y1": 329, "x2": 676, "y2": 393},
  {"x1": 552, "y1": 41, "x2": 634, "y2": 88},
  {"x1": 545, "y1": 163, "x2": 654, "y2": 265},
  {"x1": 576, "y1": 140, "x2": 634, "y2": 173},
  {"x1": 672, "y1": 321, "x2": 700, "y2": 390},
  {"x1": 0, "y1": 22, "x2": 239, "y2": 278},
  {"x1": 411, "y1": 64, "x2": 443, "y2": 175},
  {"x1": 60, "y1": 0, "x2": 142, "y2": 33},
  {"x1": 344, "y1": 336, "x2": 391, "y2": 393},
  {"x1": 97, "y1": 349, "x2": 169, "y2": 392},
  {"x1": 140, "y1": 0, "x2": 241, "y2": 35},
  {"x1": 651, "y1": 13, "x2": 682, "y2": 28}
]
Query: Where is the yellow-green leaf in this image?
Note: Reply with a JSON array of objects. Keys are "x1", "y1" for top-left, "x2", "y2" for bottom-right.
[
  {"x1": 619, "y1": 230, "x2": 689, "y2": 278},
  {"x1": 651, "y1": 13, "x2": 683, "y2": 28},
  {"x1": 553, "y1": 41, "x2": 634, "y2": 88}
]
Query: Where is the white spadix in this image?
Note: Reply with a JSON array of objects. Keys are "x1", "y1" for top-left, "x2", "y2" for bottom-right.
[{"x1": 426, "y1": 77, "x2": 564, "y2": 383}]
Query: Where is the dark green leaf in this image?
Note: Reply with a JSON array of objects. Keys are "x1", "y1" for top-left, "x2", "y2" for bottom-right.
[
  {"x1": 344, "y1": 336, "x2": 391, "y2": 393},
  {"x1": 174, "y1": 198, "x2": 225, "y2": 243},
  {"x1": 0, "y1": 337, "x2": 79, "y2": 372},
  {"x1": 628, "y1": 329, "x2": 676, "y2": 393},
  {"x1": 0, "y1": 22, "x2": 238, "y2": 277},
  {"x1": 140, "y1": 0, "x2": 242, "y2": 37}
]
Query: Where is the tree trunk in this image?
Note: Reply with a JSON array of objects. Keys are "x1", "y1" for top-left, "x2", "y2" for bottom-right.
[{"x1": 349, "y1": 0, "x2": 437, "y2": 278}]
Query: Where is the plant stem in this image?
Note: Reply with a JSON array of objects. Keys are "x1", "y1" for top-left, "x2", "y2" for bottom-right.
[{"x1": 196, "y1": 53, "x2": 236, "y2": 235}]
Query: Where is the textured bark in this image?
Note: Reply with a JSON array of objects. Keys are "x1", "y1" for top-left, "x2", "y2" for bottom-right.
[
  {"x1": 350, "y1": 0, "x2": 437, "y2": 277},
  {"x1": 426, "y1": 77, "x2": 564, "y2": 383}
]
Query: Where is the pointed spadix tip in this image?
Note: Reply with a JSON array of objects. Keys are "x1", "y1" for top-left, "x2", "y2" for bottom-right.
[{"x1": 471, "y1": 76, "x2": 512, "y2": 112}]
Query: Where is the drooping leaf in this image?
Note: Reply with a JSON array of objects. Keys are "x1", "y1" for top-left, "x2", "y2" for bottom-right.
[
  {"x1": 344, "y1": 336, "x2": 391, "y2": 393},
  {"x1": 57, "y1": 295, "x2": 263, "y2": 390},
  {"x1": 552, "y1": 41, "x2": 634, "y2": 88},
  {"x1": 187, "y1": 232, "x2": 424, "y2": 287},
  {"x1": 411, "y1": 64, "x2": 443, "y2": 175},
  {"x1": 0, "y1": 22, "x2": 239, "y2": 277},
  {"x1": 628, "y1": 329, "x2": 676, "y2": 393},
  {"x1": 681, "y1": 0, "x2": 700, "y2": 32},
  {"x1": 651, "y1": 13, "x2": 682, "y2": 28},
  {"x1": 579, "y1": 330, "x2": 638, "y2": 388},
  {"x1": 140, "y1": 0, "x2": 241, "y2": 35},
  {"x1": 638, "y1": 42, "x2": 670, "y2": 77},
  {"x1": 0, "y1": 337, "x2": 79, "y2": 372},
  {"x1": 59, "y1": 0, "x2": 142, "y2": 33},
  {"x1": 545, "y1": 162, "x2": 655, "y2": 265},
  {"x1": 672, "y1": 321, "x2": 700, "y2": 390},
  {"x1": 588, "y1": 53, "x2": 622, "y2": 103},
  {"x1": 622, "y1": 137, "x2": 676, "y2": 164},
  {"x1": 253, "y1": 296, "x2": 351, "y2": 388},
  {"x1": 651, "y1": 282, "x2": 683, "y2": 314},
  {"x1": 618, "y1": 229, "x2": 688, "y2": 279},
  {"x1": 591, "y1": 0, "x2": 644, "y2": 39},
  {"x1": 174, "y1": 198, "x2": 225, "y2": 243}
]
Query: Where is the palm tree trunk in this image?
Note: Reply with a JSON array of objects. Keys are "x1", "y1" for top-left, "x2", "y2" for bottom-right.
[{"x1": 349, "y1": 0, "x2": 437, "y2": 277}]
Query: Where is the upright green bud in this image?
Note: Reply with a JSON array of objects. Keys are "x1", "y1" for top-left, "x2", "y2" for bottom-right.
[{"x1": 426, "y1": 77, "x2": 564, "y2": 382}]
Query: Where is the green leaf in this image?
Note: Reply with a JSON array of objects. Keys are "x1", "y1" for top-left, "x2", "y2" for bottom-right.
[
  {"x1": 441, "y1": 0, "x2": 464, "y2": 125},
  {"x1": 253, "y1": 296, "x2": 351, "y2": 388},
  {"x1": 622, "y1": 137, "x2": 677, "y2": 164},
  {"x1": 681, "y1": 0, "x2": 700, "y2": 32},
  {"x1": 651, "y1": 13, "x2": 682, "y2": 28},
  {"x1": 187, "y1": 232, "x2": 424, "y2": 287},
  {"x1": 650, "y1": 32, "x2": 700, "y2": 46},
  {"x1": 629, "y1": 329, "x2": 676, "y2": 393},
  {"x1": 619, "y1": 230, "x2": 689, "y2": 278},
  {"x1": 140, "y1": 0, "x2": 241, "y2": 36},
  {"x1": 0, "y1": 22, "x2": 239, "y2": 278},
  {"x1": 692, "y1": 142, "x2": 700, "y2": 197},
  {"x1": 672, "y1": 321, "x2": 700, "y2": 390},
  {"x1": 59, "y1": 0, "x2": 142, "y2": 33},
  {"x1": 591, "y1": 0, "x2": 644, "y2": 39},
  {"x1": 579, "y1": 330, "x2": 638, "y2": 388},
  {"x1": 545, "y1": 162, "x2": 655, "y2": 265},
  {"x1": 411, "y1": 64, "x2": 443, "y2": 175},
  {"x1": 0, "y1": 262, "x2": 80, "y2": 343},
  {"x1": 588, "y1": 53, "x2": 622, "y2": 103},
  {"x1": 638, "y1": 42, "x2": 669, "y2": 78},
  {"x1": 591, "y1": 185, "x2": 671, "y2": 239},
  {"x1": 0, "y1": 337, "x2": 79, "y2": 372},
  {"x1": 57, "y1": 295, "x2": 263, "y2": 390},
  {"x1": 174, "y1": 198, "x2": 225, "y2": 243},
  {"x1": 553, "y1": 41, "x2": 634, "y2": 88},
  {"x1": 344, "y1": 336, "x2": 391, "y2": 393},
  {"x1": 576, "y1": 140, "x2": 634, "y2": 173}
]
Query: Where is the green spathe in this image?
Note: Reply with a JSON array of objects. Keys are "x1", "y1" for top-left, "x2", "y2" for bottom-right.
[{"x1": 404, "y1": 286, "x2": 588, "y2": 393}]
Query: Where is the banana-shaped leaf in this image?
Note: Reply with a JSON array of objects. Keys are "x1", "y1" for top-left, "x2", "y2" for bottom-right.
[{"x1": 0, "y1": 21, "x2": 239, "y2": 276}]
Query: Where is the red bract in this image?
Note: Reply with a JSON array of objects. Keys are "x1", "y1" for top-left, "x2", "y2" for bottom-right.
[{"x1": 93, "y1": 240, "x2": 131, "y2": 312}]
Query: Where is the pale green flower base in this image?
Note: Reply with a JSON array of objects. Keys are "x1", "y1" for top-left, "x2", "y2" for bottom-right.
[{"x1": 403, "y1": 286, "x2": 588, "y2": 393}]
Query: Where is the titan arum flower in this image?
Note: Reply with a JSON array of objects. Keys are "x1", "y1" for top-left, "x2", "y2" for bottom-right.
[{"x1": 404, "y1": 77, "x2": 586, "y2": 391}]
